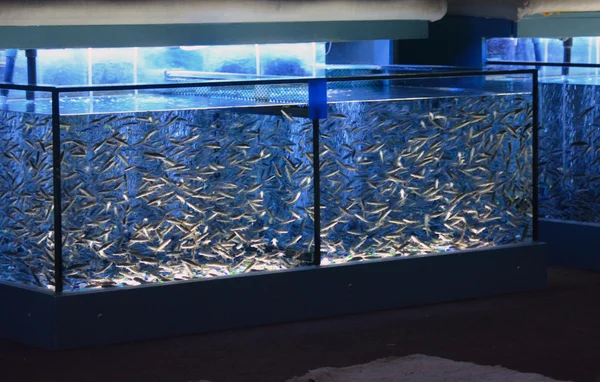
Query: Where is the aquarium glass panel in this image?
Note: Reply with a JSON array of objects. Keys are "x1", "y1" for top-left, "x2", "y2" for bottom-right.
[
  {"x1": 195, "y1": 45, "x2": 258, "y2": 75},
  {"x1": 0, "y1": 49, "x2": 89, "y2": 87},
  {"x1": 0, "y1": 100, "x2": 55, "y2": 289},
  {"x1": 60, "y1": 107, "x2": 314, "y2": 291},
  {"x1": 485, "y1": 43, "x2": 600, "y2": 224},
  {"x1": 0, "y1": 82, "x2": 309, "y2": 116},
  {"x1": 259, "y1": 43, "x2": 319, "y2": 77},
  {"x1": 0, "y1": 89, "x2": 53, "y2": 113},
  {"x1": 319, "y1": 79, "x2": 533, "y2": 264},
  {"x1": 137, "y1": 47, "x2": 207, "y2": 84},
  {"x1": 91, "y1": 48, "x2": 136, "y2": 85},
  {"x1": 486, "y1": 37, "x2": 600, "y2": 64},
  {"x1": 538, "y1": 73, "x2": 600, "y2": 223},
  {"x1": 38, "y1": 49, "x2": 89, "y2": 86},
  {"x1": 0, "y1": 69, "x2": 534, "y2": 290}
]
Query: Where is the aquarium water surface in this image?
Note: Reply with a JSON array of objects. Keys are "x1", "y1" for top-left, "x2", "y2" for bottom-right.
[{"x1": 0, "y1": 87, "x2": 534, "y2": 291}]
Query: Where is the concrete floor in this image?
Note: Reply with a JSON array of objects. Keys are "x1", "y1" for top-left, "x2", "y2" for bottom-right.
[{"x1": 1, "y1": 267, "x2": 600, "y2": 382}]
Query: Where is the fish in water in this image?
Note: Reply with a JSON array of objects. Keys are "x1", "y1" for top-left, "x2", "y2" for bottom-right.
[
  {"x1": 538, "y1": 81, "x2": 600, "y2": 223},
  {"x1": 0, "y1": 89, "x2": 533, "y2": 290},
  {"x1": 319, "y1": 95, "x2": 533, "y2": 265}
]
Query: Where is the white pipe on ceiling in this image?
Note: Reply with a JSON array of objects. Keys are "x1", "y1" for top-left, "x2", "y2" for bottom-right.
[
  {"x1": 0, "y1": 0, "x2": 447, "y2": 26},
  {"x1": 448, "y1": 0, "x2": 600, "y2": 21}
]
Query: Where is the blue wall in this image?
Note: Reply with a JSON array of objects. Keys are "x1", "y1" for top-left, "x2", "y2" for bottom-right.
[
  {"x1": 327, "y1": 40, "x2": 391, "y2": 65},
  {"x1": 394, "y1": 16, "x2": 516, "y2": 67}
]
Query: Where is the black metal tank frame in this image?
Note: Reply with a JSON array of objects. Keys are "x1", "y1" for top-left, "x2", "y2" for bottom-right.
[
  {"x1": 312, "y1": 118, "x2": 321, "y2": 266},
  {"x1": 0, "y1": 69, "x2": 535, "y2": 92},
  {"x1": 0, "y1": 68, "x2": 539, "y2": 292},
  {"x1": 532, "y1": 70, "x2": 539, "y2": 242}
]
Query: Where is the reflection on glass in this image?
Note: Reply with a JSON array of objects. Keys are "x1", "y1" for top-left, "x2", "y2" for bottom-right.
[
  {"x1": 91, "y1": 48, "x2": 136, "y2": 85},
  {"x1": 259, "y1": 43, "x2": 316, "y2": 76},
  {"x1": 0, "y1": 43, "x2": 327, "y2": 88},
  {"x1": 486, "y1": 37, "x2": 600, "y2": 77},
  {"x1": 487, "y1": 37, "x2": 600, "y2": 64}
]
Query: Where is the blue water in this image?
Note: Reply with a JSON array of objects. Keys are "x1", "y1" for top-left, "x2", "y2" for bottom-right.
[
  {"x1": 0, "y1": 91, "x2": 533, "y2": 291},
  {"x1": 0, "y1": 112, "x2": 55, "y2": 289},
  {"x1": 539, "y1": 80, "x2": 600, "y2": 223}
]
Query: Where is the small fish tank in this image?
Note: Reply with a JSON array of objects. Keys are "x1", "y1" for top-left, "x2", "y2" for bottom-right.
[
  {"x1": 486, "y1": 36, "x2": 600, "y2": 270},
  {"x1": 0, "y1": 42, "x2": 546, "y2": 348}
]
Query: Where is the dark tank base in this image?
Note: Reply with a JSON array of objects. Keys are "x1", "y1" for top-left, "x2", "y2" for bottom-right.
[
  {"x1": 0, "y1": 242, "x2": 546, "y2": 349},
  {"x1": 541, "y1": 219, "x2": 600, "y2": 271}
]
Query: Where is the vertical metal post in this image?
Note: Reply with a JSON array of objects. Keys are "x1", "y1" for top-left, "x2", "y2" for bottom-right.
[
  {"x1": 531, "y1": 70, "x2": 539, "y2": 242},
  {"x1": 25, "y1": 49, "x2": 37, "y2": 102},
  {"x1": 51, "y1": 90, "x2": 63, "y2": 293},
  {"x1": 312, "y1": 119, "x2": 321, "y2": 265},
  {"x1": 308, "y1": 79, "x2": 327, "y2": 266}
]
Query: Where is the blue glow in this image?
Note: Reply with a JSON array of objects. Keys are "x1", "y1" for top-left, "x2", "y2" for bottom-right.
[
  {"x1": 486, "y1": 37, "x2": 600, "y2": 225},
  {"x1": 0, "y1": 43, "x2": 327, "y2": 87},
  {"x1": 486, "y1": 37, "x2": 600, "y2": 77}
]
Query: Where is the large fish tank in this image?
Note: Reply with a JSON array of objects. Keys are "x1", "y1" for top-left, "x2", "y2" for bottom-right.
[
  {"x1": 0, "y1": 43, "x2": 546, "y2": 348},
  {"x1": 487, "y1": 37, "x2": 600, "y2": 270}
]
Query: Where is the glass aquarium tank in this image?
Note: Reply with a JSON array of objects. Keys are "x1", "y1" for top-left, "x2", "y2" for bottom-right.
[
  {"x1": 486, "y1": 37, "x2": 600, "y2": 225},
  {"x1": 317, "y1": 74, "x2": 535, "y2": 265},
  {"x1": 0, "y1": 45, "x2": 536, "y2": 292},
  {"x1": 537, "y1": 75, "x2": 600, "y2": 224}
]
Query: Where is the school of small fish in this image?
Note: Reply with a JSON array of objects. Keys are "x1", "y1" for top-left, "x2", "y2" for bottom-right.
[
  {"x1": 0, "y1": 92, "x2": 533, "y2": 291},
  {"x1": 538, "y1": 82, "x2": 600, "y2": 223},
  {"x1": 0, "y1": 112, "x2": 55, "y2": 289},
  {"x1": 319, "y1": 95, "x2": 533, "y2": 264},
  {"x1": 60, "y1": 110, "x2": 314, "y2": 290}
]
